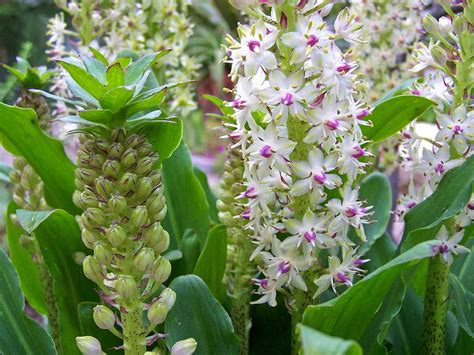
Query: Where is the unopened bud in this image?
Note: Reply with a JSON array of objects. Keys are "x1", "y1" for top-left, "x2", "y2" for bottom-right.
[
  {"x1": 87, "y1": 154, "x2": 106, "y2": 169},
  {"x1": 108, "y1": 142, "x2": 123, "y2": 159},
  {"x1": 108, "y1": 195, "x2": 128, "y2": 214},
  {"x1": 152, "y1": 256, "x2": 172, "y2": 284},
  {"x1": 106, "y1": 224, "x2": 127, "y2": 247},
  {"x1": 93, "y1": 305, "x2": 115, "y2": 330},
  {"x1": 171, "y1": 338, "x2": 197, "y2": 355},
  {"x1": 121, "y1": 148, "x2": 138, "y2": 170},
  {"x1": 94, "y1": 242, "x2": 113, "y2": 265},
  {"x1": 147, "y1": 301, "x2": 168, "y2": 326},
  {"x1": 431, "y1": 46, "x2": 447, "y2": 66},
  {"x1": 136, "y1": 177, "x2": 153, "y2": 199},
  {"x1": 131, "y1": 206, "x2": 148, "y2": 228},
  {"x1": 115, "y1": 275, "x2": 137, "y2": 299},
  {"x1": 120, "y1": 173, "x2": 138, "y2": 192},
  {"x1": 111, "y1": 127, "x2": 126, "y2": 143},
  {"x1": 148, "y1": 171, "x2": 162, "y2": 186},
  {"x1": 76, "y1": 336, "x2": 104, "y2": 355},
  {"x1": 102, "y1": 160, "x2": 121, "y2": 178},
  {"x1": 81, "y1": 190, "x2": 100, "y2": 208},
  {"x1": 125, "y1": 134, "x2": 143, "y2": 149},
  {"x1": 453, "y1": 14, "x2": 467, "y2": 34},
  {"x1": 160, "y1": 287, "x2": 176, "y2": 310},
  {"x1": 134, "y1": 247, "x2": 155, "y2": 272},
  {"x1": 82, "y1": 208, "x2": 106, "y2": 229},
  {"x1": 12, "y1": 157, "x2": 27, "y2": 170},
  {"x1": 76, "y1": 168, "x2": 98, "y2": 185},
  {"x1": 146, "y1": 194, "x2": 166, "y2": 215},
  {"x1": 137, "y1": 142, "x2": 154, "y2": 157},
  {"x1": 82, "y1": 229, "x2": 98, "y2": 249},
  {"x1": 135, "y1": 157, "x2": 154, "y2": 175},
  {"x1": 156, "y1": 205, "x2": 167, "y2": 221},
  {"x1": 423, "y1": 14, "x2": 439, "y2": 35},
  {"x1": 95, "y1": 177, "x2": 114, "y2": 199},
  {"x1": 83, "y1": 256, "x2": 105, "y2": 283}
]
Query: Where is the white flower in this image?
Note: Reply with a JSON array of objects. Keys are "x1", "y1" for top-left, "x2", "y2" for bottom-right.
[
  {"x1": 334, "y1": 8, "x2": 363, "y2": 44},
  {"x1": 416, "y1": 145, "x2": 463, "y2": 181},
  {"x1": 435, "y1": 105, "x2": 474, "y2": 154},
  {"x1": 411, "y1": 41, "x2": 437, "y2": 72},
  {"x1": 431, "y1": 226, "x2": 470, "y2": 265}
]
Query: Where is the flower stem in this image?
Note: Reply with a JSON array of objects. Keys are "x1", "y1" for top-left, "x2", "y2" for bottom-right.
[
  {"x1": 122, "y1": 301, "x2": 145, "y2": 355},
  {"x1": 421, "y1": 254, "x2": 450, "y2": 355}
]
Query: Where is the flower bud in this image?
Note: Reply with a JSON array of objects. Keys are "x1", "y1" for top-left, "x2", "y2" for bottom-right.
[
  {"x1": 146, "y1": 194, "x2": 166, "y2": 215},
  {"x1": 148, "y1": 171, "x2": 162, "y2": 186},
  {"x1": 111, "y1": 127, "x2": 126, "y2": 143},
  {"x1": 431, "y1": 46, "x2": 448, "y2": 66},
  {"x1": 82, "y1": 229, "x2": 99, "y2": 249},
  {"x1": 121, "y1": 148, "x2": 138, "y2": 170},
  {"x1": 95, "y1": 177, "x2": 114, "y2": 200},
  {"x1": 81, "y1": 190, "x2": 100, "y2": 208},
  {"x1": 106, "y1": 224, "x2": 127, "y2": 247},
  {"x1": 82, "y1": 208, "x2": 106, "y2": 229},
  {"x1": 134, "y1": 247, "x2": 155, "y2": 272},
  {"x1": 108, "y1": 142, "x2": 123, "y2": 159},
  {"x1": 87, "y1": 154, "x2": 106, "y2": 169},
  {"x1": 147, "y1": 301, "x2": 168, "y2": 326},
  {"x1": 125, "y1": 134, "x2": 144, "y2": 149},
  {"x1": 136, "y1": 177, "x2": 153, "y2": 199},
  {"x1": 152, "y1": 256, "x2": 172, "y2": 284},
  {"x1": 94, "y1": 242, "x2": 113, "y2": 265},
  {"x1": 93, "y1": 305, "x2": 115, "y2": 330},
  {"x1": 83, "y1": 256, "x2": 105, "y2": 283},
  {"x1": 73, "y1": 190, "x2": 83, "y2": 208},
  {"x1": 160, "y1": 287, "x2": 176, "y2": 310},
  {"x1": 9, "y1": 170, "x2": 21, "y2": 184},
  {"x1": 170, "y1": 338, "x2": 197, "y2": 355},
  {"x1": 131, "y1": 206, "x2": 148, "y2": 228},
  {"x1": 108, "y1": 195, "x2": 128, "y2": 214},
  {"x1": 120, "y1": 173, "x2": 138, "y2": 192},
  {"x1": 423, "y1": 14, "x2": 439, "y2": 35},
  {"x1": 76, "y1": 336, "x2": 104, "y2": 355},
  {"x1": 76, "y1": 168, "x2": 99, "y2": 185},
  {"x1": 453, "y1": 14, "x2": 467, "y2": 34},
  {"x1": 135, "y1": 157, "x2": 154, "y2": 175},
  {"x1": 115, "y1": 275, "x2": 137, "y2": 299},
  {"x1": 102, "y1": 160, "x2": 121, "y2": 178},
  {"x1": 156, "y1": 205, "x2": 167, "y2": 221},
  {"x1": 143, "y1": 222, "x2": 161, "y2": 243},
  {"x1": 12, "y1": 157, "x2": 27, "y2": 170},
  {"x1": 153, "y1": 229, "x2": 170, "y2": 255},
  {"x1": 137, "y1": 142, "x2": 154, "y2": 157}
]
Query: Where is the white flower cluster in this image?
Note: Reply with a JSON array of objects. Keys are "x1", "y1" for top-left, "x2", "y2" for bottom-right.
[
  {"x1": 46, "y1": 0, "x2": 199, "y2": 116},
  {"x1": 224, "y1": 1, "x2": 372, "y2": 307},
  {"x1": 398, "y1": 2, "x2": 474, "y2": 252},
  {"x1": 351, "y1": 0, "x2": 431, "y2": 103}
]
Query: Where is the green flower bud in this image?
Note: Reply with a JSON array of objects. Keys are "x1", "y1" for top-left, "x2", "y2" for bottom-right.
[
  {"x1": 218, "y1": 211, "x2": 233, "y2": 226},
  {"x1": 76, "y1": 336, "x2": 104, "y2": 355},
  {"x1": 222, "y1": 171, "x2": 234, "y2": 184},
  {"x1": 216, "y1": 200, "x2": 229, "y2": 212},
  {"x1": 106, "y1": 224, "x2": 127, "y2": 247},
  {"x1": 156, "y1": 205, "x2": 167, "y2": 221},
  {"x1": 82, "y1": 229, "x2": 99, "y2": 249},
  {"x1": 12, "y1": 157, "x2": 27, "y2": 170},
  {"x1": 146, "y1": 193, "x2": 166, "y2": 215},
  {"x1": 94, "y1": 242, "x2": 113, "y2": 265},
  {"x1": 102, "y1": 160, "x2": 121, "y2": 178},
  {"x1": 89, "y1": 154, "x2": 106, "y2": 169},
  {"x1": 120, "y1": 173, "x2": 138, "y2": 192},
  {"x1": 431, "y1": 46, "x2": 447, "y2": 66},
  {"x1": 111, "y1": 127, "x2": 126, "y2": 144},
  {"x1": 76, "y1": 168, "x2": 99, "y2": 185},
  {"x1": 95, "y1": 138, "x2": 110, "y2": 152},
  {"x1": 115, "y1": 275, "x2": 137, "y2": 299},
  {"x1": 135, "y1": 157, "x2": 154, "y2": 175},
  {"x1": 82, "y1": 208, "x2": 106, "y2": 229},
  {"x1": 73, "y1": 190, "x2": 82, "y2": 208},
  {"x1": 95, "y1": 177, "x2": 114, "y2": 200},
  {"x1": 148, "y1": 171, "x2": 162, "y2": 186},
  {"x1": 423, "y1": 14, "x2": 439, "y2": 35},
  {"x1": 9, "y1": 170, "x2": 21, "y2": 184},
  {"x1": 134, "y1": 247, "x2": 155, "y2": 273},
  {"x1": 131, "y1": 206, "x2": 148, "y2": 228},
  {"x1": 136, "y1": 177, "x2": 153, "y2": 200},
  {"x1": 453, "y1": 14, "x2": 467, "y2": 35},
  {"x1": 147, "y1": 301, "x2": 168, "y2": 326},
  {"x1": 152, "y1": 256, "x2": 171, "y2": 284},
  {"x1": 108, "y1": 142, "x2": 123, "y2": 159},
  {"x1": 170, "y1": 338, "x2": 197, "y2": 355},
  {"x1": 143, "y1": 222, "x2": 161, "y2": 244},
  {"x1": 83, "y1": 256, "x2": 105, "y2": 283},
  {"x1": 93, "y1": 305, "x2": 116, "y2": 330},
  {"x1": 121, "y1": 148, "x2": 138, "y2": 170},
  {"x1": 159, "y1": 287, "x2": 176, "y2": 310},
  {"x1": 80, "y1": 190, "x2": 100, "y2": 208},
  {"x1": 125, "y1": 134, "x2": 144, "y2": 149},
  {"x1": 152, "y1": 229, "x2": 170, "y2": 255},
  {"x1": 108, "y1": 195, "x2": 128, "y2": 214},
  {"x1": 137, "y1": 142, "x2": 154, "y2": 157}
]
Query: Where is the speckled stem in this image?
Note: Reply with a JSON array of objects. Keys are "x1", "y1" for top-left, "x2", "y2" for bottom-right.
[
  {"x1": 421, "y1": 255, "x2": 449, "y2": 355},
  {"x1": 122, "y1": 301, "x2": 145, "y2": 355}
]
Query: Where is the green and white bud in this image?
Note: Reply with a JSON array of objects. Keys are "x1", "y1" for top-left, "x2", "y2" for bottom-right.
[
  {"x1": 152, "y1": 256, "x2": 172, "y2": 284},
  {"x1": 106, "y1": 224, "x2": 127, "y2": 247},
  {"x1": 135, "y1": 157, "x2": 154, "y2": 175},
  {"x1": 134, "y1": 247, "x2": 155, "y2": 272},
  {"x1": 146, "y1": 193, "x2": 166, "y2": 215},
  {"x1": 423, "y1": 14, "x2": 439, "y2": 36},
  {"x1": 80, "y1": 189, "x2": 100, "y2": 208},
  {"x1": 82, "y1": 208, "x2": 106, "y2": 229},
  {"x1": 431, "y1": 46, "x2": 447, "y2": 66},
  {"x1": 83, "y1": 256, "x2": 105, "y2": 283},
  {"x1": 159, "y1": 287, "x2": 176, "y2": 310},
  {"x1": 131, "y1": 206, "x2": 148, "y2": 228},
  {"x1": 94, "y1": 242, "x2": 113, "y2": 265},
  {"x1": 125, "y1": 134, "x2": 144, "y2": 149},
  {"x1": 93, "y1": 305, "x2": 116, "y2": 330},
  {"x1": 108, "y1": 142, "x2": 123, "y2": 159},
  {"x1": 115, "y1": 275, "x2": 137, "y2": 299},
  {"x1": 76, "y1": 168, "x2": 99, "y2": 185},
  {"x1": 95, "y1": 177, "x2": 114, "y2": 200},
  {"x1": 121, "y1": 148, "x2": 138, "y2": 170},
  {"x1": 136, "y1": 177, "x2": 153, "y2": 199},
  {"x1": 102, "y1": 160, "x2": 121, "y2": 178},
  {"x1": 147, "y1": 300, "x2": 168, "y2": 326},
  {"x1": 108, "y1": 195, "x2": 128, "y2": 214},
  {"x1": 170, "y1": 338, "x2": 197, "y2": 355},
  {"x1": 76, "y1": 336, "x2": 104, "y2": 355},
  {"x1": 120, "y1": 172, "x2": 138, "y2": 192},
  {"x1": 82, "y1": 229, "x2": 99, "y2": 249}
]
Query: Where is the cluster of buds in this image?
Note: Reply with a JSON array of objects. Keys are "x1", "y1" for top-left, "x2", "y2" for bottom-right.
[
  {"x1": 398, "y1": 0, "x2": 474, "y2": 258},
  {"x1": 39, "y1": 50, "x2": 195, "y2": 353},
  {"x1": 47, "y1": 0, "x2": 199, "y2": 117},
  {"x1": 224, "y1": 1, "x2": 373, "y2": 308}
]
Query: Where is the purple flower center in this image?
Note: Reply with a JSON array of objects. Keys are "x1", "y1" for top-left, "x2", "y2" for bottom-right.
[
  {"x1": 229, "y1": 130, "x2": 242, "y2": 141},
  {"x1": 241, "y1": 209, "x2": 251, "y2": 220},
  {"x1": 259, "y1": 145, "x2": 273, "y2": 158},
  {"x1": 248, "y1": 40, "x2": 261, "y2": 52},
  {"x1": 434, "y1": 163, "x2": 445, "y2": 175},
  {"x1": 345, "y1": 207, "x2": 358, "y2": 218},
  {"x1": 336, "y1": 63, "x2": 351, "y2": 73},
  {"x1": 356, "y1": 109, "x2": 370, "y2": 120},
  {"x1": 353, "y1": 258, "x2": 368, "y2": 267},
  {"x1": 453, "y1": 125, "x2": 463, "y2": 134},
  {"x1": 278, "y1": 261, "x2": 291, "y2": 275},
  {"x1": 326, "y1": 119, "x2": 340, "y2": 131},
  {"x1": 232, "y1": 99, "x2": 246, "y2": 109},
  {"x1": 304, "y1": 231, "x2": 316, "y2": 245},
  {"x1": 244, "y1": 187, "x2": 257, "y2": 199},
  {"x1": 258, "y1": 278, "x2": 269, "y2": 288},
  {"x1": 281, "y1": 92, "x2": 294, "y2": 106},
  {"x1": 313, "y1": 171, "x2": 327, "y2": 184},
  {"x1": 411, "y1": 89, "x2": 421, "y2": 96},
  {"x1": 407, "y1": 201, "x2": 417, "y2": 209},
  {"x1": 306, "y1": 34, "x2": 319, "y2": 47},
  {"x1": 352, "y1": 146, "x2": 366, "y2": 159},
  {"x1": 335, "y1": 272, "x2": 350, "y2": 284},
  {"x1": 432, "y1": 243, "x2": 449, "y2": 255},
  {"x1": 468, "y1": 203, "x2": 474, "y2": 210}
]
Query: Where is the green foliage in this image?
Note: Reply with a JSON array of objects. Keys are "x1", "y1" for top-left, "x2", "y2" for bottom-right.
[
  {"x1": 298, "y1": 325, "x2": 362, "y2": 355},
  {"x1": 0, "y1": 249, "x2": 56, "y2": 355},
  {"x1": 165, "y1": 275, "x2": 239, "y2": 355}
]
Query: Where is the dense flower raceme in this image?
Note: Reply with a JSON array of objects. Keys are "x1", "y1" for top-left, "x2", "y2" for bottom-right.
[
  {"x1": 397, "y1": 1, "x2": 473, "y2": 254},
  {"x1": 47, "y1": 0, "x2": 199, "y2": 117},
  {"x1": 224, "y1": 1, "x2": 373, "y2": 307}
]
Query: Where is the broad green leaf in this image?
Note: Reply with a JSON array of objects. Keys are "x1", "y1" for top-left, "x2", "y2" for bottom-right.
[
  {"x1": 165, "y1": 275, "x2": 239, "y2": 355},
  {"x1": 193, "y1": 166, "x2": 219, "y2": 223},
  {"x1": 452, "y1": 239, "x2": 474, "y2": 293},
  {"x1": 0, "y1": 104, "x2": 80, "y2": 215},
  {"x1": 402, "y1": 155, "x2": 474, "y2": 252},
  {"x1": 99, "y1": 87, "x2": 134, "y2": 112},
  {"x1": 17, "y1": 209, "x2": 54, "y2": 234},
  {"x1": 82, "y1": 56, "x2": 107, "y2": 84},
  {"x1": 124, "y1": 50, "x2": 171, "y2": 84},
  {"x1": 366, "y1": 233, "x2": 397, "y2": 273},
  {"x1": 449, "y1": 274, "x2": 474, "y2": 337},
  {"x1": 362, "y1": 95, "x2": 434, "y2": 143},
  {"x1": 303, "y1": 241, "x2": 437, "y2": 343},
  {"x1": 0, "y1": 249, "x2": 56, "y2": 355},
  {"x1": 203, "y1": 94, "x2": 234, "y2": 116},
  {"x1": 29, "y1": 89, "x2": 87, "y2": 108},
  {"x1": 162, "y1": 143, "x2": 210, "y2": 246},
  {"x1": 79, "y1": 108, "x2": 114, "y2": 125},
  {"x1": 172, "y1": 229, "x2": 201, "y2": 277},
  {"x1": 21, "y1": 209, "x2": 98, "y2": 354},
  {"x1": 375, "y1": 78, "x2": 418, "y2": 105},
  {"x1": 298, "y1": 324, "x2": 362, "y2": 355},
  {"x1": 144, "y1": 117, "x2": 183, "y2": 165},
  {"x1": 105, "y1": 63, "x2": 124, "y2": 89},
  {"x1": 5, "y1": 202, "x2": 47, "y2": 315},
  {"x1": 194, "y1": 225, "x2": 227, "y2": 300},
  {"x1": 65, "y1": 77, "x2": 100, "y2": 106},
  {"x1": 57, "y1": 61, "x2": 106, "y2": 99}
]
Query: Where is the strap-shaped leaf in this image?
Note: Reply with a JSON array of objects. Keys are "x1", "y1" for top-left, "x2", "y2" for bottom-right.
[
  {"x1": 57, "y1": 60, "x2": 106, "y2": 99},
  {"x1": 299, "y1": 324, "x2": 362, "y2": 355},
  {"x1": 99, "y1": 87, "x2": 134, "y2": 112},
  {"x1": 82, "y1": 56, "x2": 107, "y2": 84},
  {"x1": 106, "y1": 63, "x2": 125, "y2": 89},
  {"x1": 124, "y1": 50, "x2": 171, "y2": 84},
  {"x1": 89, "y1": 47, "x2": 109, "y2": 66},
  {"x1": 79, "y1": 108, "x2": 114, "y2": 125},
  {"x1": 29, "y1": 89, "x2": 87, "y2": 108}
]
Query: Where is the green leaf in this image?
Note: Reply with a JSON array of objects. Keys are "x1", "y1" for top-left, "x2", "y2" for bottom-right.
[
  {"x1": 16, "y1": 209, "x2": 55, "y2": 234},
  {"x1": 452, "y1": 239, "x2": 474, "y2": 293},
  {"x1": 165, "y1": 275, "x2": 239, "y2": 355},
  {"x1": 89, "y1": 47, "x2": 109, "y2": 66},
  {"x1": 21, "y1": 209, "x2": 98, "y2": 354},
  {"x1": 57, "y1": 60, "x2": 106, "y2": 99},
  {"x1": 173, "y1": 229, "x2": 201, "y2": 276},
  {"x1": 162, "y1": 143, "x2": 210, "y2": 246},
  {"x1": 144, "y1": 117, "x2": 183, "y2": 165},
  {"x1": 203, "y1": 94, "x2": 234, "y2": 116},
  {"x1": 449, "y1": 274, "x2": 474, "y2": 337},
  {"x1": 106, "y1": 63, "x2": 124, "y2": 89},
  {"x1": 193, "y1": 166, "x2": 219, "y2": 223},
  {"x1": 402, "y1": 155, "x2": 474, "y2": 251},
  {"x1": 362, "y1": 96, "x2": 435, "y2": 143},
  {"x1": 79, "y1": 108, "x2": 114, "y2": 125},
  {"x1": 124, "y1": 50, "x2": 171, "y2": 84},
  {"x1": 65, "y1": 77, "x2": 100, "y2": 106},
  {"x1": 0, "y1": 249, "x2": 56, "y2": 355},
  {"x1": 366, "y1": 233, "x2": 397, "y2": 273},
  {"x1": 29, "y1": 89, "x2": 87, "y2": 108},
  {"x1": 99, "y1": 87, "x2": 134, "y2": 112},
  {"x1": 298, "y1": 324, "x2": 362, "y2": 355},
  {"x1": 5, "y1": 202, "x2": 47, "y2": 315},
  {"x1": 375, "y1": 78, "x2": 418, "y2": 104},
  {"x1": 2, "y1": 64, "x2": 26, "y2": 81},
  {"x1": 0, "y1": 104, "x2": 80, "y2": 214},
  {"x1": 303, "y1": 241, "x2": 437, "y2": 344},
  {"x1": 82, "y1": 56, "x2": 107, "y2": 84},
  {"x1": 194, "y1": 225, "x2": 227, "y2": 300}
]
